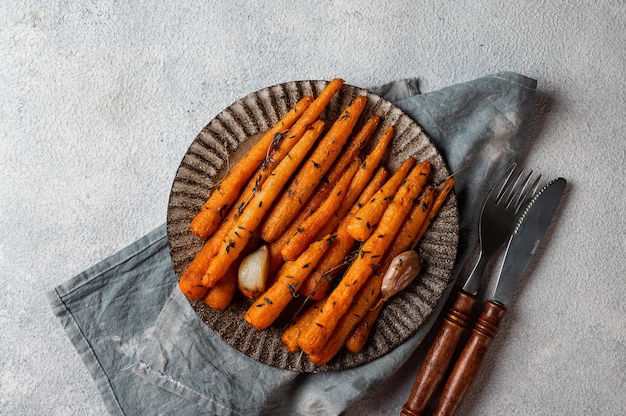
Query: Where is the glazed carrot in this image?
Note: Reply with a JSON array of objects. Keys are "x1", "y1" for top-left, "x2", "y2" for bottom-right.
[
  {"x1": 268, "y1": 115, "x2": 378, "y2": 262},
  {"x1": 191, "y1": 78, "x2": 346, "y2": 239},
  {"x1": 415, "y1": 177, "x2": 455, "y2": 243},
  {"x1": 345, "y1": 158, "x2": 419, "y2": 242},
  {"x1": 299, "y1": 166, "x2": 389, "y2": 301},
  {"x1": 203, "y1": 260, "x2": 239, "y2": 311},
  {"x1": 298, "y1": 162, "x2": 432, "y2": 355},
  {"x1": 204, "y1": 231, "x2": 263, "y2": 308},
  {"x1": 265, "y1": 116, "x2": 378, "y2": 269},
  {"x1": 281, "y1": 297, "x2": 327, "y2": 352},
  {"x1": 178, "y1": 239, "x2": 218, "y2": 299},
  {"x1": 316, "y1": 124, "x2": 394, "y2": 239},
  {"x1": 299, "y1": 231, "x2": 355, "y2": 301},
  {"x1": 245, "y1": 235, "x2": 333, "y2": 330},
  {"x1": 307, "y1": 184, "x2": 437, "y2": 362},
  {"x1": 179, "y1": 180, "x2": 258, "y2": 299},
  {"x1": 190, "y1": 95, "x2": 313, "y2": 239},
  {"x1": 261, "y1": 95, "x2": 368, "y2": 243},
  {"x1": 281, "y1": 160, "x2": 359, "y2": 261},
  {"x1": 307, "y1": 302, "x2": 360, "y2": 365},
  {"x1": 344, "y1": 298, "x2": 384, "y2": 352},
  {"x1": 201, "y1": 121, "x2": 326, "y2": 287}
]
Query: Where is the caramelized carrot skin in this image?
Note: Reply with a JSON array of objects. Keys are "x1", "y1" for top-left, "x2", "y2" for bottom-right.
[
  {"x1": 201, "y1": 121, "x2": 325, "y2": 288},
  {"x1": 190, "y1": 96, "x2": 314, "y2": 239},
  {"x1": 261, "y1": 95, "x2": 368, "y2": 243},
  {"x1": 298, "y1": 161, "x2": 431, "y2": 355}
]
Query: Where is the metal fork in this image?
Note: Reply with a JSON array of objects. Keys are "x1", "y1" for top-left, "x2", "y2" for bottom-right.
[
  {"x1": 401, "y1": 163, "x2": 541, "y2": 416},
  {"x1": 462, "y1": 164, "x2": 541, "y2": 295}
]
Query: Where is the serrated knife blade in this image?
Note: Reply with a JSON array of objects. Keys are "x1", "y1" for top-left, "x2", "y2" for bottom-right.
[{"x1": 491, "y1": 177, "x2": 567, "y2": 306}]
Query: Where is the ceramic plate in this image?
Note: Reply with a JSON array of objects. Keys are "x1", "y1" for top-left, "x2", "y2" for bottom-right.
[{"x1": 167, "y1": 80, "x2": 458, "y2": 372}]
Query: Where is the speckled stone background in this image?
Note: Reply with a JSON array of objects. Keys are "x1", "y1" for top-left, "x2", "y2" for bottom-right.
[{"x1": 1, "y1": 1, "x2": 625, "y2": 415}]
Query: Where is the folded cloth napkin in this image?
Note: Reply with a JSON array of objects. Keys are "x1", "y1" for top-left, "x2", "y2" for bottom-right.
[{"x1": 48, "y1": 72, "x2": 537, "y2": 416}]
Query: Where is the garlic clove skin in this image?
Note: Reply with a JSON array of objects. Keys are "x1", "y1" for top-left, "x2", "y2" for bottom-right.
[
  {"x1": 238, "y1": 245, "x2": 270, "y2": 299},
  {"x1": 381, "y1": 250, "x2": 422, "y2": 301}
]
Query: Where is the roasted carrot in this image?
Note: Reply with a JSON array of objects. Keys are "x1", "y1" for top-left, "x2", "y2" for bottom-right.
[
  {"x1": 190, "y1": 96, "x2": 313, "y2": 239},
  {"x1": 191, "y1": 78, "x2": 345, "y2": 239},
  {"x1": 307, "y1": 258, "x2": 389, "y2": 364},
  {"x1": 261, "y1": 95, "x2": 368, "y2": 243},
  {"x1": 306, "y1": 303, "x2": 361, "y2": 365},
  {"x1": 201, "y1": 121, "x2": 326, "y2": 288},
  {"x1": 203, "y1": 260, "x2": 239, "y2": 311},
  {"x1": 344, "y1": 297, "x2": 384, "y2": 352},
  {"x1": 266, "y1": 190, "x2": 329, "y2": 278},
  {"x1": 179, "y1": 181, "x2": 257, "y2": 299},
  {"x1": 266, "y1": 238, "x2": 287, "y2": 283},
  {"x1": 178, "y1": 239, "x2": 218, "y2": 299},
  {"x1": 320, "y1": 114, "x2": 380, "y2": 190},
  {"x1": 229, "y1": 107, "x2": 378, "y2": 280},
  {"x1": 266, "y1": 187, "x2": 328, "y2": 278},
  {"x1": 298, "y1": 166, "x2": 389, "y2": 301},
  {"x1": 245, "y1": 235, "x2": 333, "y2": 330},
  {"x1": 264, "y1": 116, "x2": 378, "y2": 270},
  {"x1": 291, "y1": 114, "x2": 379, "y2": 222},
  {"x1": 317, "y1": 124, "x2": 395, "y2": 239},
  {"x1": 345, "y1": 158, "x2": 420, "y2": 242},
  {"x1": 298, "y1": 162, "x2": 432, "y2": 355},
  {"x1": 307, "y1": 184, "x2": 437, "y2": 362},
  {"x1": 281, "y1": 297, "x2": 327, "y2": 352},
  {"x1": 299, "y1": 231, "x2": 355, "y2": 301},
  {"x1": 268, "y1": 79, "x2": 344, "y2": 165},
  {"x1": 281, "y1": 160, "x2": 359, "y2": 261},
  {"x1": 415, "y1": 177, "x2": 455, "y2": 243},
  {"x1": 396, "y1": 184, "x2": 436, "y2": 249}
]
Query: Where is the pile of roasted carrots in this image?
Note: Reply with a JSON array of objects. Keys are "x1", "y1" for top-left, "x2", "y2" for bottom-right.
[{"x1": 177, "y1": 78, "x2": 455, "y2": 365}]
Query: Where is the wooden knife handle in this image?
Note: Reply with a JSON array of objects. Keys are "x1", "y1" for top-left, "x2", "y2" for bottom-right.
[
  {"x1": 432, "y1": 300, "x2": 507, "y2": 416},
  {"x1": 400, "y1": 291, "x2": 477, "y2": 416}
]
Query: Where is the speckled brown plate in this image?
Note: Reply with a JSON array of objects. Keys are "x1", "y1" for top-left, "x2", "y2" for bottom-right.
[{"x1": 166, "y1": 80, "x2": 459, "y2": 372}]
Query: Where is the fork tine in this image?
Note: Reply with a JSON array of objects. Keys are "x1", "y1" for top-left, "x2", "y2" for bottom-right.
[
  {"x1": 496, "y1": 163, "x2": 532, "y2": 208},
  {"x1": 502, "y1": 169, "x2": 527, "y2": 208},
  {"x1": 514, "y1": 173, "x2": 542, "y2": 212},
  {"x1": 500, "y1": 167, "x2": 541, "y2": 213},
  {"x1": 505, "y1": 169, "x2": 532, "y2": 209},
  {"x1": 492, "y1": 163, "x2": 517, "y2": 202}
]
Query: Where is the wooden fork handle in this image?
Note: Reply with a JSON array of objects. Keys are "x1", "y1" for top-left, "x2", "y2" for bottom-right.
[
  {"x1": 400, "y1": 291, "x2": 477, "y2": 416},
  {"x1": 432, "y1": 301, "x2": 507, "y2": 416}
]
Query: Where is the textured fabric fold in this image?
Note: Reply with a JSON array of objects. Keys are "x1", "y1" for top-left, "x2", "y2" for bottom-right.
[
  {"x1": 49, "y1": 72, "x2": 537, "y2": 416},
  {"x1": 131, "y1": 280, "x2": 433, "y2": 415}
]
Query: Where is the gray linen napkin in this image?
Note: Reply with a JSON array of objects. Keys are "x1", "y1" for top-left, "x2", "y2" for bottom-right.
[{"x1": 48, "y1": 72, "x2": 537, "y2": 416}]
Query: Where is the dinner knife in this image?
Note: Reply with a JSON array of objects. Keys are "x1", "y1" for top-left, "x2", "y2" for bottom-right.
[{"x1": 432, "y1": 177, "x2": 566, "y2": 416}]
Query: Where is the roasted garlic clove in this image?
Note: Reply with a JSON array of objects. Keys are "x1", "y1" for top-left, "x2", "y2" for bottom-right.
[
  {"x1": 238, "y1": 245, "x2": 270, "y2": 299},
  {"x1": 381, "y1": 250, "x2": 422, "y2": 301}
]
